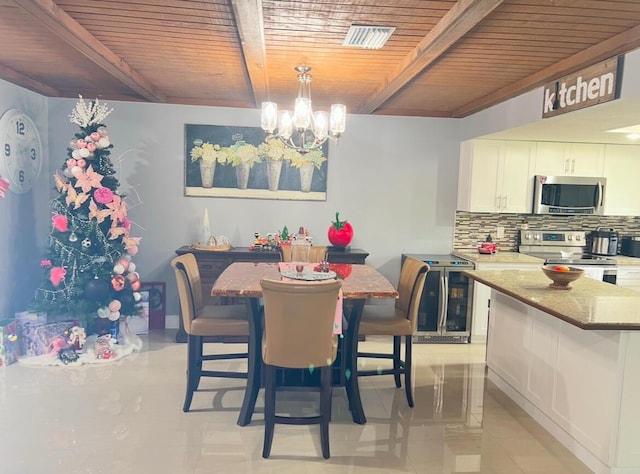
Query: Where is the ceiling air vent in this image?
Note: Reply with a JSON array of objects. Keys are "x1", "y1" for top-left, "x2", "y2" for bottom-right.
[{"x1": 343, "y1": 25, "x2": 395, "y2": 49}]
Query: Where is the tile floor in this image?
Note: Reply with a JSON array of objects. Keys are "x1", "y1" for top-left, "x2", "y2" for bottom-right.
[{"x1": 0, "y1": 332, "x2": 592, "y2": 473}]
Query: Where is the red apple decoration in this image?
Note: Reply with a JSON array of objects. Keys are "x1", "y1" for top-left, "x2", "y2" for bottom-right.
[{"x1": 328, "y1": 212, "x2": 353, "y2": 247}]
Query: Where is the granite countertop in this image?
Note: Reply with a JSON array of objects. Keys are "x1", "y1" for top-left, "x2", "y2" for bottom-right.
[
  {"x1": 615, "y1": 255, "x2": 640, "y2": 265},
  {"x1": 453, "y1": 250, "x2": 544, "y2": 265},
  {"x1": 463, "y1": 269, "x2": 640, "y2": 330},
  {"x1": 453, "y1": 250, "x2": 640, "y2": 266}
]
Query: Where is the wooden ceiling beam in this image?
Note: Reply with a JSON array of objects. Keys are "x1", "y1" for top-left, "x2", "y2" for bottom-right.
[
  {"x1": 12, "y1": 0, "x2": 166, "y2": 102},
  {"x1": 452, "y1": 23, "x2": 640, "y2": 118},
  {"x1": 231, "y1": 0, "x2": 269, "y2": 106},
  {"x1": 357, "y1": 0, "x2": 504, "y2": 114},
  {"x1": 0, "y1": 63, "x2": 59, "y2": 96}
]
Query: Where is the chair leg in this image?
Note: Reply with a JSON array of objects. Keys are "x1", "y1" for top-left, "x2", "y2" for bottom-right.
[
  {"x1": 262, "y1": 365, "x2": 276, "y2": 458},
  {"x1": 183, "y1": 335, "x2": 202, "y2": 412},
  {"x1": 393, "y1": 336, "x2": 402, "y2": 388},
  {"x1": 404, "y1": 336, "x2": 414, "y2": 407},
  {"x1": 320, "y1": 366, "x2": 332, "y2": 459}
]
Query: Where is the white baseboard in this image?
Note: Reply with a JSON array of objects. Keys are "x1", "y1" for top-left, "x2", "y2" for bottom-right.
[{"x1": 165, "y1": 314, "x2": 179, "y2": 329}]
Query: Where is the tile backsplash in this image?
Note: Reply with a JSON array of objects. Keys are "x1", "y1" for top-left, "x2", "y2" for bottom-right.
[{"x1": 454, "y1": 212, "x2": 640, "y2": 251}]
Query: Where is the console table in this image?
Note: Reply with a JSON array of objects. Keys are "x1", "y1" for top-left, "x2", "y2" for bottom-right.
[{"x1": 173, "y1": 246, "x2": 369, "y2": 342}]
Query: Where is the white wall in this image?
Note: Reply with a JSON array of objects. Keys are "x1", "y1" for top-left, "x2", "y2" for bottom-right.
[
  {"x1": 0, "y1": 82, "x2": 49, "y2": 317},
  {"x1": 47, "y1": 98, "x2": 461, "y2": 315}
]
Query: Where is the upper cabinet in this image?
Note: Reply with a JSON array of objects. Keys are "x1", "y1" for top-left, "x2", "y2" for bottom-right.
[
  {"x1": 457, "y1": 140, "x2": 535, "y2": 213},
  {"x1": 603, "y1": 144, "x2": 640, "y2": 216},
  {"x1": 533, "y1": 142, "x2": 605, "y2": 177}
]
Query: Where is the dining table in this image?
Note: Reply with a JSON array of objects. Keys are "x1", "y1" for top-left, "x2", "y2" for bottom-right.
[{"x1": 210, "y1": 261, "x2": 399, "y2": 427}]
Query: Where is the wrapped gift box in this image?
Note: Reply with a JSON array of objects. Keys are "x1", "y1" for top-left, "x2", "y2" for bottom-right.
[
  {"x1": 0, "y1": 319, "x2": 19, "y2": 366},
  {"x1": 24, "y1": 320, "x2": 78, "y2": 357},
  {"x1": 15, "y1": 311, "x2": 47, "y2": 357}
]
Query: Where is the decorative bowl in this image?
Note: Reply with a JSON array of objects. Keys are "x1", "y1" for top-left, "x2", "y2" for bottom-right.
[{"x1": 541, "y1": 265, "x2": 584, "y2": 290}]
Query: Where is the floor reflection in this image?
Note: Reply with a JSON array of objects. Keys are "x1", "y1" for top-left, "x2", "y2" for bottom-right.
[{"x1": 0, "y1": 332, "x2": 592, "y2": 473}]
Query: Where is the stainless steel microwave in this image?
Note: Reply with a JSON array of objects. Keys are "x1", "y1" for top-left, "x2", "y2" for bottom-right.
[{"x1": 532, "y1": 175, "x2": 606, "y2": 215}]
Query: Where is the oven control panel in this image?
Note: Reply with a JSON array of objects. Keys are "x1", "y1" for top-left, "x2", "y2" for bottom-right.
[{"x1": 520, "y1": 230, "x2": 586, "y2": 247}]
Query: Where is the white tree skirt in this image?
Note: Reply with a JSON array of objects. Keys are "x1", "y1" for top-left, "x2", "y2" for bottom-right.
[{"x1": 18, "y1": 325, "x2": 143, "y2": 367}]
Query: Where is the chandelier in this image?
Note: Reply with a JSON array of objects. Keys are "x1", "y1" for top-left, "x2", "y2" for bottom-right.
[{"x1": 261, "y1": 66, "x2": 346, "y2": 153}]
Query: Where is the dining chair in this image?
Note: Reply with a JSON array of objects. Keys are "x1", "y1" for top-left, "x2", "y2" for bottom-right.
[
  {"x1": 356, "y1": 256, "x2": 429, "y2": 407},
  {"x1": 259, "y1": 278, "x2": 342, "y2": 459},
  {"x1": 170, "y1": 254, "x2": 250, "y2": 412},
  {"x1": 279, "y1": 245, "x2": 328, "y2": 263}
]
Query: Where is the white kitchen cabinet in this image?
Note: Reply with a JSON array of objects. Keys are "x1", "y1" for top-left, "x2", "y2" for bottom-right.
[
  {"x1": 616, "y1": 266, "x2": 640, "y2": 292},
  {"x1": 534, "y1": 142, "x2": 604, "y2": 177},
  {"x1": 457, "y1": 139, "x2": 535, "y2": 213},
  {"x1": 603, "y1": 144, "x2": 640, "y2": 216}
]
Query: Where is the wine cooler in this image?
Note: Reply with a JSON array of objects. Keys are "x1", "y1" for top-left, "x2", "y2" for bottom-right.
[{"x1": 402, "y1": 254, "x2": 474, "y2": 343}]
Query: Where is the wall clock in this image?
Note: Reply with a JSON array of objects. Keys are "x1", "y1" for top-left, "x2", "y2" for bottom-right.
[{"x1": 0, "y1": 108, "x2": 43, "y2": 193}]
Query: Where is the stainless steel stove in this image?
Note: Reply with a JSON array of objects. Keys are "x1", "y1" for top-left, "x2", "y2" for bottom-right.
[{"x1": 519, "y1": 229, "x2": 617, "y2": 283}]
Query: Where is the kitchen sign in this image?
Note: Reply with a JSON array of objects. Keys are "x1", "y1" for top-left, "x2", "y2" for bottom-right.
[{"x1": 542, "y1": 56, "x2": 623, "y2": 118}]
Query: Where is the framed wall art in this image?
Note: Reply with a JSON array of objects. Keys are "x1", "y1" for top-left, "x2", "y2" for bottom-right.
[{"x1": 184, "y1": 124, "x2": 328, "y2": 201}]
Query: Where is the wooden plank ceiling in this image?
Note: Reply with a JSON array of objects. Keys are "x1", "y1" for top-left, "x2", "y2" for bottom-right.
[{"x1": 0, "y1": 0, "x2": 639, "y2": 118}]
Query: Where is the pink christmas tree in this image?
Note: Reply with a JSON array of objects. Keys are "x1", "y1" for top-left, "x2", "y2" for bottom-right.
[{"x1": 32, "y1": 97, "x2": 142, "y2": 335}]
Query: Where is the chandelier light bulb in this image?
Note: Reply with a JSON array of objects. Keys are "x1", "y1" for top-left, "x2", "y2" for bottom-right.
[
  {"x1": 330, "y1": 104, "x2": 347, "y2": 136},
  {"x1": 279, "y1": 110, "x2": 293, "y2": 140},
  {"x1": 261, "y1": 102, "x2": 278, "y2": 133},
  {"x1": 293, "y1": 97, "x2": 311, "y2": 129},
  {"x1": 313, "y1": 111, "x2": 328, "y2": 141}
]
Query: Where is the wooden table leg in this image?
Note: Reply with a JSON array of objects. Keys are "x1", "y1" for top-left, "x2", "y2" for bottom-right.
[
  {"x1": 237, "y1": 298, "x2": 262, "y2": 426},
  {"x1": 345, "y1": 299, "x2": 366, "y2": 424}
]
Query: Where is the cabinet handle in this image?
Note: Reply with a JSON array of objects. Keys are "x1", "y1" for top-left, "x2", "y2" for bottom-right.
[
  {"x1": 564, "y1": 158, "x2": 570, "y2": 175},
  {"x1": 502, "y1": 195, "x2": 507, "y2": 209},
  {"x1": 496, "y1": 195, "x2": 501, "y2": 210},
  {"x1": 201, "y1": 264, "x2": 213, "y2": 269},
  {"x1": 571, "y1": 158, "x2": 576, "y2": 174}
]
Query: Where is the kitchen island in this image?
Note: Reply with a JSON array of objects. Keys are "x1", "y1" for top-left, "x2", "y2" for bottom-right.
[{"x1": 464, "y1": 270, "x2": 640, "y2": 474}]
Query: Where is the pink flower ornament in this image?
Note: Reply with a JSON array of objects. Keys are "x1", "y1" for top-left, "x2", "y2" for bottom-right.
[
  {"x1": 52, "y1": 214, "x2": 69, "y2": 232},
  {"x1": 76, "y1": 139, "x2": 87, "y2": 149},
  {"x1": 66, "y1": 158, "x2": 77, "y2": 168},
  {"x1": 86, "y1": 142, "x2": 97, "y2": 152},
  {"x1": 93, "y1": 186, "x2": 114, "y2": 204},
  {"x1": 49, "y1": 267, "x2": 66, "y2": 287},
  {"x1": 76, "y1": 158, "x2": 87, "y2": 168},
  {"x1": 40, "y1": 260, "x2": 52, "y2": 268},
  {"x1": 90, "y1": 132, "x2": 101, "y2": 141}
]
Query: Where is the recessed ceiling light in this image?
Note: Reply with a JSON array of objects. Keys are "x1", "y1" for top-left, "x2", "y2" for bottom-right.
[
  {"x1": 627, "y1": 133, "x2": 640, "y2": 140},
  {"x1": 343, "y1": 25, "x2": 395, "y2": 49}
]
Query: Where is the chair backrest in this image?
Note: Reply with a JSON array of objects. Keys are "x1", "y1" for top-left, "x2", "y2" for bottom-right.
[
  {"x1": 260, "y1": 279, "x2": 341, "y2": 369},
  {"x1": 171, "y1": 253, "x2": 204, "y2": 309},
  {"x1": 279, "y1": 245, "x2": 328, "y2": 263},
  {"x1": 396, "y1": 257, "x2": 430, "y2": 332},
  {"x1": 170, "y1": 255, "x2": 197, "y2": 334}
]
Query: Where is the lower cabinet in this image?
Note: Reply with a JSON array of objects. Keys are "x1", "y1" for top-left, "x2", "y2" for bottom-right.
[
  {"x1": 616, "y1": 266, "x2": 640, "y2": 292},
  {"x1": 487, "y1": 291, "x2": 640, "y2": 471},
  {"x1": 173, "y1": 246, "x2": 369, "y2": 342},
  {"x1": 471, "y1": 262, "x2": 540, "y2": 343}
]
